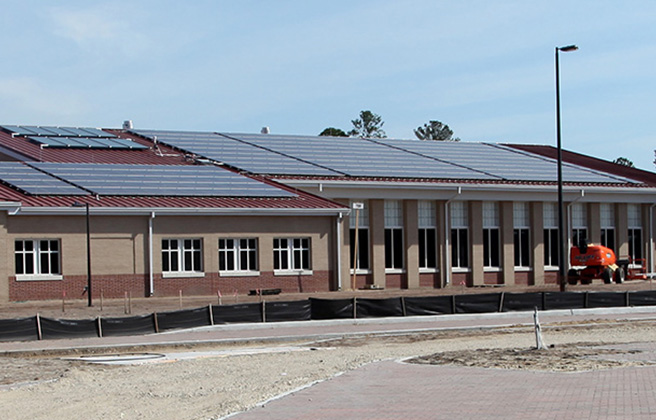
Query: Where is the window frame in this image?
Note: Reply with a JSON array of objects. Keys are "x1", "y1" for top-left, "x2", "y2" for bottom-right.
[
  {"x1": 482, "y1": 202, "x2": 500, "y2": 269},
  {"x1": 418, "y1": 201, "x2": 438, "y2": 271},
  {"x1": 513, "y1": 203, "x2": 530, "y2": 269},
  {"x1": 218, "y1": 238, "x2": 259, "y2": 276},
  {"x1": 543, "y1": 203, "x2": 559, "y2": 270},
  {"x1": 162, "y1": 238, "x2": 204, "y2": 278},
  {"x1": 273, "y1": 237, "x2": 312, "y2": 275},
  {"x1": 15, "y1": 239, "x2": 63, "y2": 281},
  {"x1": 450, "y1": 202, "x2": 469, "y2": 271},
  {"x1": 384, "y1": 200, "x2": 404, "y2": 272}
]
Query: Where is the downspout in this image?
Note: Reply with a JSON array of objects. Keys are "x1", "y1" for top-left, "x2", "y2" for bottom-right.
[
  {"x1": 149, "y1": 212, "x2": 155, "y2": 296},
  {"x1": 650, "y1": 203, "x2": 656, "y2": 276},
  {"x1": 444, "y1": 187, "x2": 462, "y2": 287},
  {"x1": 336, "y1": 212, "x2": 343, "y2": 290}
]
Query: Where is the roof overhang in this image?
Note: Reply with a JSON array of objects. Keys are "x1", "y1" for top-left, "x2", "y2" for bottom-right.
[
  {"x1": 280, "y1": 179, "x2": 656, "y2": 204},
  {"x1": 8, "y1": 206, "x2": 350, "y2": 217}
]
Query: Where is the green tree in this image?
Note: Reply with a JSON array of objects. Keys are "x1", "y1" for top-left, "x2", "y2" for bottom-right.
[
  {"x1": 414, "y1": 120, "x2": 460, "y2": 141},
  {"x1": 319, "y1": 127, "x2": 348, "y2": 137},
  {"x1": 348, "y1": 110, "x2": 386, "y2": 138},
  {"x1": 613, "y1": 157, "x2": 634, "y2": 167}
]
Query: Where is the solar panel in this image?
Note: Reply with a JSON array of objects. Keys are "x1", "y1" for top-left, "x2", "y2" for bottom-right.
[
  {"x1": 28, "y1": 136, "x2": 148, "y2": 150},
  {"x1": 0, "y1": 162, "x2": 87, "y2": 195},
  {"x1": 223, "y1": 133, "x2": 495, "y2": 180},
  {"x1": 1, "y1": 125, "x2": 116, "y2": 138},
  {"x1": 132, "y1": 129, "x2": 342, "y2": 176},
  {"x1": 370, "y1": 139, "x2": 636, "y2": 184},
  {"x1": 32, "y1": 162, "x2": 296, "y2": 197}
]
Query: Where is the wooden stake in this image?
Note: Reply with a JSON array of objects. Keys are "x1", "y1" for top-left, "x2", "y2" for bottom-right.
[
  {"x1": 100, "y1": 290, "x2": 104, "y2": 312},
  {"x1": 128, "y1": 291, "x2": 132, "y2": 315},
  {"x1": 62, "y1": 291, "x2": 66, "y2": 313},
  {"x1": 217, "y1": 290, "x2": 222, "y2": 306},
  {"x1": 124, "y1": 292, "x2": 128, "y2": 314},
  {"x1": 534, "y1": 307, "x2": 546, "y2": 350},
  {"x1": 179, "y1": 290, "x2": 183, "y2": 310},
  {"x1": 36, "y1": 313, "x2": 42, "y2": 341}
]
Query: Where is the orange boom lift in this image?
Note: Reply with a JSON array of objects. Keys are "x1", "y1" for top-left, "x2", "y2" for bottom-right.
[{"x1": 567, "y1": 240, "x2": 648, "y2": 285}]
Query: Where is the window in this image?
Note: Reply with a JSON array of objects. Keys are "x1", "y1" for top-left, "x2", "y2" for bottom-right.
[
  {"x1": 600, "y1": 203, "x2": 615, "y2": 252},
  {"x1": 450, "y1": 201, "x2": 469, "y2": 269},
  {"x1": 349, "y1": 200, "x2": 370, "y2": 271},
  {"x1": 483, "y1": 202, "x2": 500, "y2": 268},
  {"x1": 15, "y1": 239, "x2": 61, "y2": 279},
  {"x1": 162, "y1": 239, "x2": 203, "y2": 274},
  {"x1": 543, "y1": 203, "x2": 559, "y2": 267},
  {"x1": 571, "y1": 203, "x2": 587, "y2": 246},
  {"x1": 513, "y1": 203, "x2": 530, "y2": 268},
  {"x1": 384, "y1": 200, "x2": 403, "y2": 270},
  {"x1": 418, "y1": 201, "x2": 437, "y2": 270},
  {"x1": 219, "y1": 238, "x2": 258, "y2": 273},
  {"x1": 274, "y1": 238, "x2": 311, "y2": 271},
  {"x1": 628, "y1": 204, "x2": 643, "y2": 263}
]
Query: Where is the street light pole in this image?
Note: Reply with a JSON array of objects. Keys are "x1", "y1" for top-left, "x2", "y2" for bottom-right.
[{"x1": 555, "y1": 44, "x2": 578, "y2": 292}]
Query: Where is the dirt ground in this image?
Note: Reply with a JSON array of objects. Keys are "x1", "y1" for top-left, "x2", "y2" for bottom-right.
[
  {"x1": 2, "y1": 319, "x2": 656, "y2": 419},
  {"x1": 2, "y1": 280, "x2": 654, "y2": 320}
]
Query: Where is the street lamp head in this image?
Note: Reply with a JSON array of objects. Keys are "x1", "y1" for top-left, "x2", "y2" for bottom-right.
[{"x1": 558, "y1": 45, "x2": 578, "y2": 52}]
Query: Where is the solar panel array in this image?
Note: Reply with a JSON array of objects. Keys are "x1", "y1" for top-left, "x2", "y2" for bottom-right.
[
  {"x1": 133, "y1": 130, "x2": 341, "y2": 176},
  {"x1": 226, "y1": 133, "x2": 494, "y2": 180},
  {"x1": 1, "y1": 125, "x2": 115, "y2": 138},
  {"x1": 140, "y1": 130, "x2": 633, "y2": 184},
  {"x1": 370, "y1": 139, "x2": 637, "y2": 184},
  {"x1": 27, "y1": 136, "x2": 148, "y2": 150},
  {"x1": 1, "y1": 125, "x2": 147, "y2": 150},
  {"x1": 31, "y1": 163, "x2": 296, "y2": 197},
  {"x1": 0, "y1": 162, "x2": 87, "y2": 195}
]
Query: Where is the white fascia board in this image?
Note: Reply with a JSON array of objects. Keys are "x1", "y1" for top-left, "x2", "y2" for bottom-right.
[
  {"x1": 11, "y1": 206, "x2": 349, "y2": 217},
  {"x1": 280, "y1": 179, "x2": 656, "y2": 203}
]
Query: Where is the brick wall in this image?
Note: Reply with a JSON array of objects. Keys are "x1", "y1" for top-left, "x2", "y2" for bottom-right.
[{"x1": 9, "y1": 271, "x2": 332, "y2": 301}]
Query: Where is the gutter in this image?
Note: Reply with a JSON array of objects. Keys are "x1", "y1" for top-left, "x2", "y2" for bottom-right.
[{"x1": 0, "y1": 201, "x2": 21, "y2": 215}]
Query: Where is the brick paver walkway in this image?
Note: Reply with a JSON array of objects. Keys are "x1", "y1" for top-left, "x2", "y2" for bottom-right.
[{"x1": 230, "y1": 359, "x2": 656, "y2": 419}]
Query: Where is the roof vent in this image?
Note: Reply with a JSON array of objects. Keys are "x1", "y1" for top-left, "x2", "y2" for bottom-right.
[
  {"x1": 261, "y1": 126, "x2": 270, "y2": 134},
  {"x1": 123, "y1": 120, "x2": 133, "y2": 130}
]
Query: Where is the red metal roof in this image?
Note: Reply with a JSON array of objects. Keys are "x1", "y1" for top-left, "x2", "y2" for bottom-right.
[{"x1": 506, "y1": 144, "x2": 656, "y2": 187}]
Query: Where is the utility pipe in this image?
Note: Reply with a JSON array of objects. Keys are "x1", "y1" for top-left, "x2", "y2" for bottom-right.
[
  {"x1": 650, "y1": 204, "x2": 656, "y2": 275},
  {"x1": 336, "y1": 212, "x2": 343, "y2": 290},
  {"x1": 149, "y1": 212, "x2": 155, "y2": 296}
]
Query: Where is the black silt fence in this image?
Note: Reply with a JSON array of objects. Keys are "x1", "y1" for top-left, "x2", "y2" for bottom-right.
[
  {"x1": 544, "y1": 292, "x2": 586, "y2": 310},
  {"x1": 455, "y1": 293, "x2": 502, "y2": 313},
  {"x1": 587, "y1": 291, "x2": 629, "y2": 308},
  {"x1": 502, "y1": 292, "x2": 544, "y2": 312},
  {"x1": 404, "y1": 296, "x2": 454, "y2": 316},
  {"x1": 310, "y1": 298, "x2": 354, "y2": 319},
  {"x1": 0, "y1": 316, "x2": 39, "y2": 342},
  {"x1": 3, "y1": 289, "x2": 656, "y2": 342},
  {"x1": 628, "y1": 290, "x2": 656, "y2": 306},
  {"x1": 156, "y1": 307, "x2": 212, "y2": 332},
  {"x1": 101, "y1": 314, "x2": 156, "y2": 337},
  {"x1": 40, "y1": 317, "x2": 98, "y2": 340},
  {"x1": 356, "y1": 298, "x2": 404, "y2": 318},
  {"x1": 264, "y1": 300, "x2": 312, "y2": 322},
  {"x1": 212, "y1": 303, "x2": 262, "y2": 324}
]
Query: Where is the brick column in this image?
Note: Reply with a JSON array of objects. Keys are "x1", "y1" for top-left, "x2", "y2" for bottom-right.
[
  {"x1": 470, "y1": 201, "x2": 484, "y2": 286},
  {"x1": 531, "y1": 202, "x2": 545, "y2": 285},
  {"x1": 404, "y1": 200, "x2": 419, "y2": 289},
  {"x1": 501, "y1": 201, "x2": 514, "y2": 285},
  {"x1": 370, "y1": 199, "x2": 386, "y2": 288}
]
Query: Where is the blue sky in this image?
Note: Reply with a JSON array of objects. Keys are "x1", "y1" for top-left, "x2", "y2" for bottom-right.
[{"x1": 1, "y1": 1, "x2": 655, "y2": 170}]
